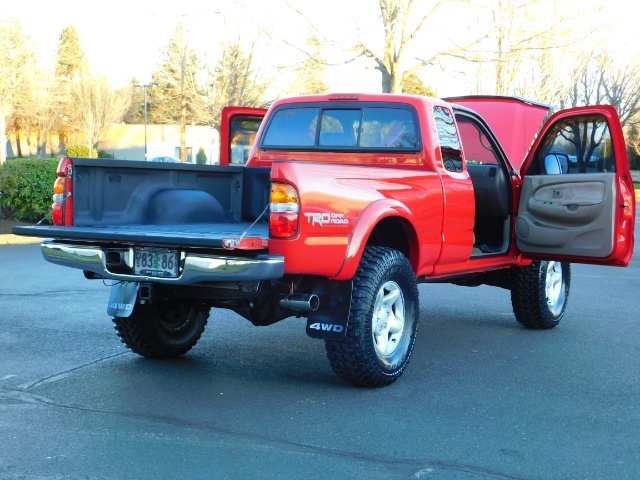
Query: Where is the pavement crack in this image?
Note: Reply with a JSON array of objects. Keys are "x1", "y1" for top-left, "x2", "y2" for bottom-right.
[
  {"x1": 0, "y1": 386, "x2": 526, "y2": 479},
  {"x1": 18, "y1": 351, "x2": 129, "y2": 390},
  {"x1": 1, "y1": 289, "x2": 104, "y2": 298}
]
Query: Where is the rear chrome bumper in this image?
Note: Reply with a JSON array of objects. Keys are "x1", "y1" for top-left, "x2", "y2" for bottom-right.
[{"x1": 41, "y1": 240, "x2": 284, "y2": 284}]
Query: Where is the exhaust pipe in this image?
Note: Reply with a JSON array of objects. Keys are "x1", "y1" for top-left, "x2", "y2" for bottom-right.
[{"x1": 280, "y1": 294, "x2": 320, "y2": 312}]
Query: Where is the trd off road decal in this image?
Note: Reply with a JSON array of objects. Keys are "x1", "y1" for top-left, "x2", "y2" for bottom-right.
[{"x1": 304, "y1": 212, "x2": 349, "y2": 227}]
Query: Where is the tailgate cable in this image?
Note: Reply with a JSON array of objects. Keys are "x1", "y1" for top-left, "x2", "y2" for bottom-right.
[{"x1": 228, "y1": 203, "x2": 269, "y2": 248}]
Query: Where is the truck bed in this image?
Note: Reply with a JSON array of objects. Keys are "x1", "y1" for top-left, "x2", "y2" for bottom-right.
[
  {"x1": 13, "y1": 159, "x2": 272, "y2": 249},
  {"x1": 12, "y1": 222, "x2": 269, "y2": 249}
]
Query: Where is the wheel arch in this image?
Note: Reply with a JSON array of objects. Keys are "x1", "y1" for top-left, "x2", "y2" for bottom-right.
[{"x1": 333, "y1": 199, "x2": 420, "y2": 280}]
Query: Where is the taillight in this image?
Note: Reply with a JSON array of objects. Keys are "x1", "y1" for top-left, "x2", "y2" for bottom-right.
[
  {"x1": 51, "y1": 157, "x2": 74, "y2": 226},
  {"x1": 270, "y1": 183, "x2": 299, "y2": 238}
]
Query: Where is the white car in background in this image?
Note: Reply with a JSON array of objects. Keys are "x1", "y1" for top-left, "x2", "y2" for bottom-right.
[{"x1": 150, "y1": 156, "x2": 181, "y2": 163}]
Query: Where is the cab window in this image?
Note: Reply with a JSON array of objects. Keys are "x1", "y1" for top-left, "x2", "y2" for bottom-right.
[
  {"x1": 526, "y1": 115, "x2": 615, "y2": 175},
  {"x1": 229, "y1": 115, "x2": 263, "y2": 164},
  {"x1": 434, "y1": 106, "x2": 462, "y2": 172}
]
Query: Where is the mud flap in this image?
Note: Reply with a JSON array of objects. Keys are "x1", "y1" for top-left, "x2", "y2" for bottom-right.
[
  {"x1": 107, "y1": 282, "x2": 139, "y2": 318},
  {"x1": 306, "y1": 281, "x2": 352, "y2": 340}
]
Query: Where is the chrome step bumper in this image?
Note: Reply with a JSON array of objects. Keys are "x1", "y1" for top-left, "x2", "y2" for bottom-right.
[{"x1": 41, "y1": 240, "x2": 284, "y2": 284}]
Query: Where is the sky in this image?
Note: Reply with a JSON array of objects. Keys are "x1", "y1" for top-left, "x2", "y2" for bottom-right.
[
  {"x1": 2, "y1": 0, "x2": 639, "y2": 99},
  {"x1": 1, "y1": 0, "x2": 386, "y2": 93}
]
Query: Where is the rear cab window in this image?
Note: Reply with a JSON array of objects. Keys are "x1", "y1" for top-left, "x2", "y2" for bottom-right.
[{"x1": 260, "y1": 103, "x2": 420, "y2": 152}]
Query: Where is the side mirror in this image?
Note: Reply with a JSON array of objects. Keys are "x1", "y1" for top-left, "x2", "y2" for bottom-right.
[{"x1": 544, "y1": 154, "x2": 562, "y2": 175}]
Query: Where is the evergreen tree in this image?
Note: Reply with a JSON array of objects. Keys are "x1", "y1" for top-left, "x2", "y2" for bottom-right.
[
  {"x1": 123, "y1": 78, "x2": 146, "y2": 124},
  {"x1": 55, "y1": 26, "x2": 87, "y2": 81},
  {"x1": 401, "y1": 73, "x2": 436, "y2": 97},
  {"x1": 205, "y1": 41, "x2": 269, "y2": 130},
  {"x1": 147, "y1": 24, "x2": 203, "y2": 125},
  {"x1": 53, "y1": 26, "x2": 88, "y2": 152}
]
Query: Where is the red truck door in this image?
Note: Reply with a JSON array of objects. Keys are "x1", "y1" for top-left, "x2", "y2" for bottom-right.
[
  {"x1": 219, "y1": 106, "x2": 267, "y2": 165},
  {"x1": 516, "y1": 105, "x2": 635, "y2": 266}
]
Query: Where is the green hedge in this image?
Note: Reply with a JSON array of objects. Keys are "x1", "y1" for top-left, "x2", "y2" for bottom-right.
[
  {"x1": 66, "y1": 144, "x2": 98, "y2": 158},
  {"x1": 0, "y1": 158, "x2": 60, "y2": 222}
]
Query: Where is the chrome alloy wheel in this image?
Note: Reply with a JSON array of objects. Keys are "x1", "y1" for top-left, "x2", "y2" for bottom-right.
[
  {"x1": 545, "y1": 261, "x2": 564, "y2": 315},
  {"x1": 372, "y1": 280, "x2": 406, "y2": 356}
]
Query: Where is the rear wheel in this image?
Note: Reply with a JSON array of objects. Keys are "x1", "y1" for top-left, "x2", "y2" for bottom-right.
[
  {"x1": 511, "y1": 260, "x2": 571, "y2": 329},
  {"x1": 113, "y1": 301, "x2": 209, "y2": 358},
  {"x1": 325, "y1": 247, "x2": 419, "y2": 387}
]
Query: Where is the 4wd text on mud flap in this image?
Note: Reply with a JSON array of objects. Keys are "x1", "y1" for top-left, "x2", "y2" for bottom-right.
[{"x1": 308, "y1": 322, "x2": 345, "y2": 333}]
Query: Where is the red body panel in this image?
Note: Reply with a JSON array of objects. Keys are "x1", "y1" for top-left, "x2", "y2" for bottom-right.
[
  {"x1": 247, "y1": 94, "x2": 633, "y2": 279},
  {"x1": 252, "y1": 94, "x2": 481, "y2": 279},
  {"x1": 268, "y1": 161, "x2": 448, "y2": 279}
]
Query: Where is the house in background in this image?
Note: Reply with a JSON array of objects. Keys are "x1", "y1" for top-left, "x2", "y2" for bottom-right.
[
  {"x1": 5, "y1": 123, "x2": 219, "y2": 164},
  {"x1": 98, "y1": 124, "x2": 219, "y2": 163}
]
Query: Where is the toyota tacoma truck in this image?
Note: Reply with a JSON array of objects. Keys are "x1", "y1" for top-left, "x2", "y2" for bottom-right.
[{"x1": 13, "y1": 94, "x2": 636, "y2": 387}]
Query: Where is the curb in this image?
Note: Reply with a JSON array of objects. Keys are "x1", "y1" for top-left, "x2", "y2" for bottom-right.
[{"x1": 0, "y1": 234, "x2": 42, "y2": 245}]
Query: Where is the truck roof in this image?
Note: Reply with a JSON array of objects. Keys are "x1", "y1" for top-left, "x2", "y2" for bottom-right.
[{"x1": 263, "y1": 93, "x2": 553, "y2": 171}]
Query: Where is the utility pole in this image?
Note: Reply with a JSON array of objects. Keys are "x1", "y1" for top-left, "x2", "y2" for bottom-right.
[
  {"x1": 134, "y1": 83, "x2": 152, "y2": 160},
  {"x1": 180, "y1": 20, "x2": 187, "y2": 163}
]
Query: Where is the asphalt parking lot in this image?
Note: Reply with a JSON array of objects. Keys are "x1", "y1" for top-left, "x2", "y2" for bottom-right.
[{"x1": 1, "y1": 236, "x2": 638, "y2": 479}]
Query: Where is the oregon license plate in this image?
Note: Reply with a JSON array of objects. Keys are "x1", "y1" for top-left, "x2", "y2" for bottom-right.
[{"x1": 134, "y1": 247, "x2": 179, "y2": 278}]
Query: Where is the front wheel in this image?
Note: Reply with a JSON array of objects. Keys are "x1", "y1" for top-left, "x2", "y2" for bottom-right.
[
  {"x1": 511, "y1": 260, "x2": 571, "y2": 329},
  {"x1": 325, "y1": 247, "x2": 419, "y2": 387},
  {"x1": 113, "y1": 301, "x2": 209, "y2": 358}
]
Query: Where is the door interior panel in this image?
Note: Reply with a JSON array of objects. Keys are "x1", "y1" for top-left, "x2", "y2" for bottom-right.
[{"x1": 516, "y1": 173, "x2": 615, "y2": 257}]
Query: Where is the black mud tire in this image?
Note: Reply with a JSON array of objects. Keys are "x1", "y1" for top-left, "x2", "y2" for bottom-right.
[
  {"x1": 511, "y1": 260, "x2": 571, "y2": 330},
  {"x1": 113, "y1": 301, "x2": 209, "y2": 358},
  {"x1": 325, "y1": 247, "x2": 419, "y2": 387}
]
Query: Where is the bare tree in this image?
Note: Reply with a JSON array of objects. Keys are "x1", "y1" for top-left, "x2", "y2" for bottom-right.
[
  {"x1": 0, "y1": 19, "x2": 35, "y2": 163},
  {"x1": 628, "y1": 125, "x2": 640, "y2": 168},
  {"x1": 356, "y1": 0, "x2": 487, "y2": 93},
  {"x1": 451, "y1": 0, "x2": 596, "y2": 102},
  {"x1": 274, "y1": 0, "x2": 485, "y2": 94},
  {"x1": 15, "y1": 68, "x2": 65, "y2": 157},
  {"x1": 599, "y1": 55, "x2": 640, "y2": 130},
  {"x1": 288, "y1": 36, "x2": 330, "y2": 96},
  {"x1": 567, "y1": 52, "x2": 640, "y2": 129},
  {"x1": 64, "y1": 75, "x2": 131, "y2": 157}
]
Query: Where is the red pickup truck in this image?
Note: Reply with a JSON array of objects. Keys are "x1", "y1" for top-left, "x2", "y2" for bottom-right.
[{"x1": 14, "y1": 93, "x2": 636, "y2": 387}]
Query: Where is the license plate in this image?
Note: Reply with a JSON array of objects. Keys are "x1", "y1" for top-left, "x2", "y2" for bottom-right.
[{"x1": 134, "y1": 247, "x2": 179, "y2": 278}]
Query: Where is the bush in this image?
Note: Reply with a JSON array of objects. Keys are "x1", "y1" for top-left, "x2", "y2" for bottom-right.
[
  {"x1": 98, "y1": 150, "x2": 115, "y2": 159},
  {"x1": 0, "y1": 158, "x2": 59, "y2": 222},
  {"x1": 196, "y1": 147, "x2": 207, "y2": 165},
  {"x1": 66, "y1": 144, "x2": 98, "y2": 158}
]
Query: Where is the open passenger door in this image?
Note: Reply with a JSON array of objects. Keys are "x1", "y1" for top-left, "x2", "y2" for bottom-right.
[
  {"x1": 516, "y1": 105, "x2": 635, "y2": 266},
  {"x1": 219, "y1": 106, "x2": 267, "y2": 165}
]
